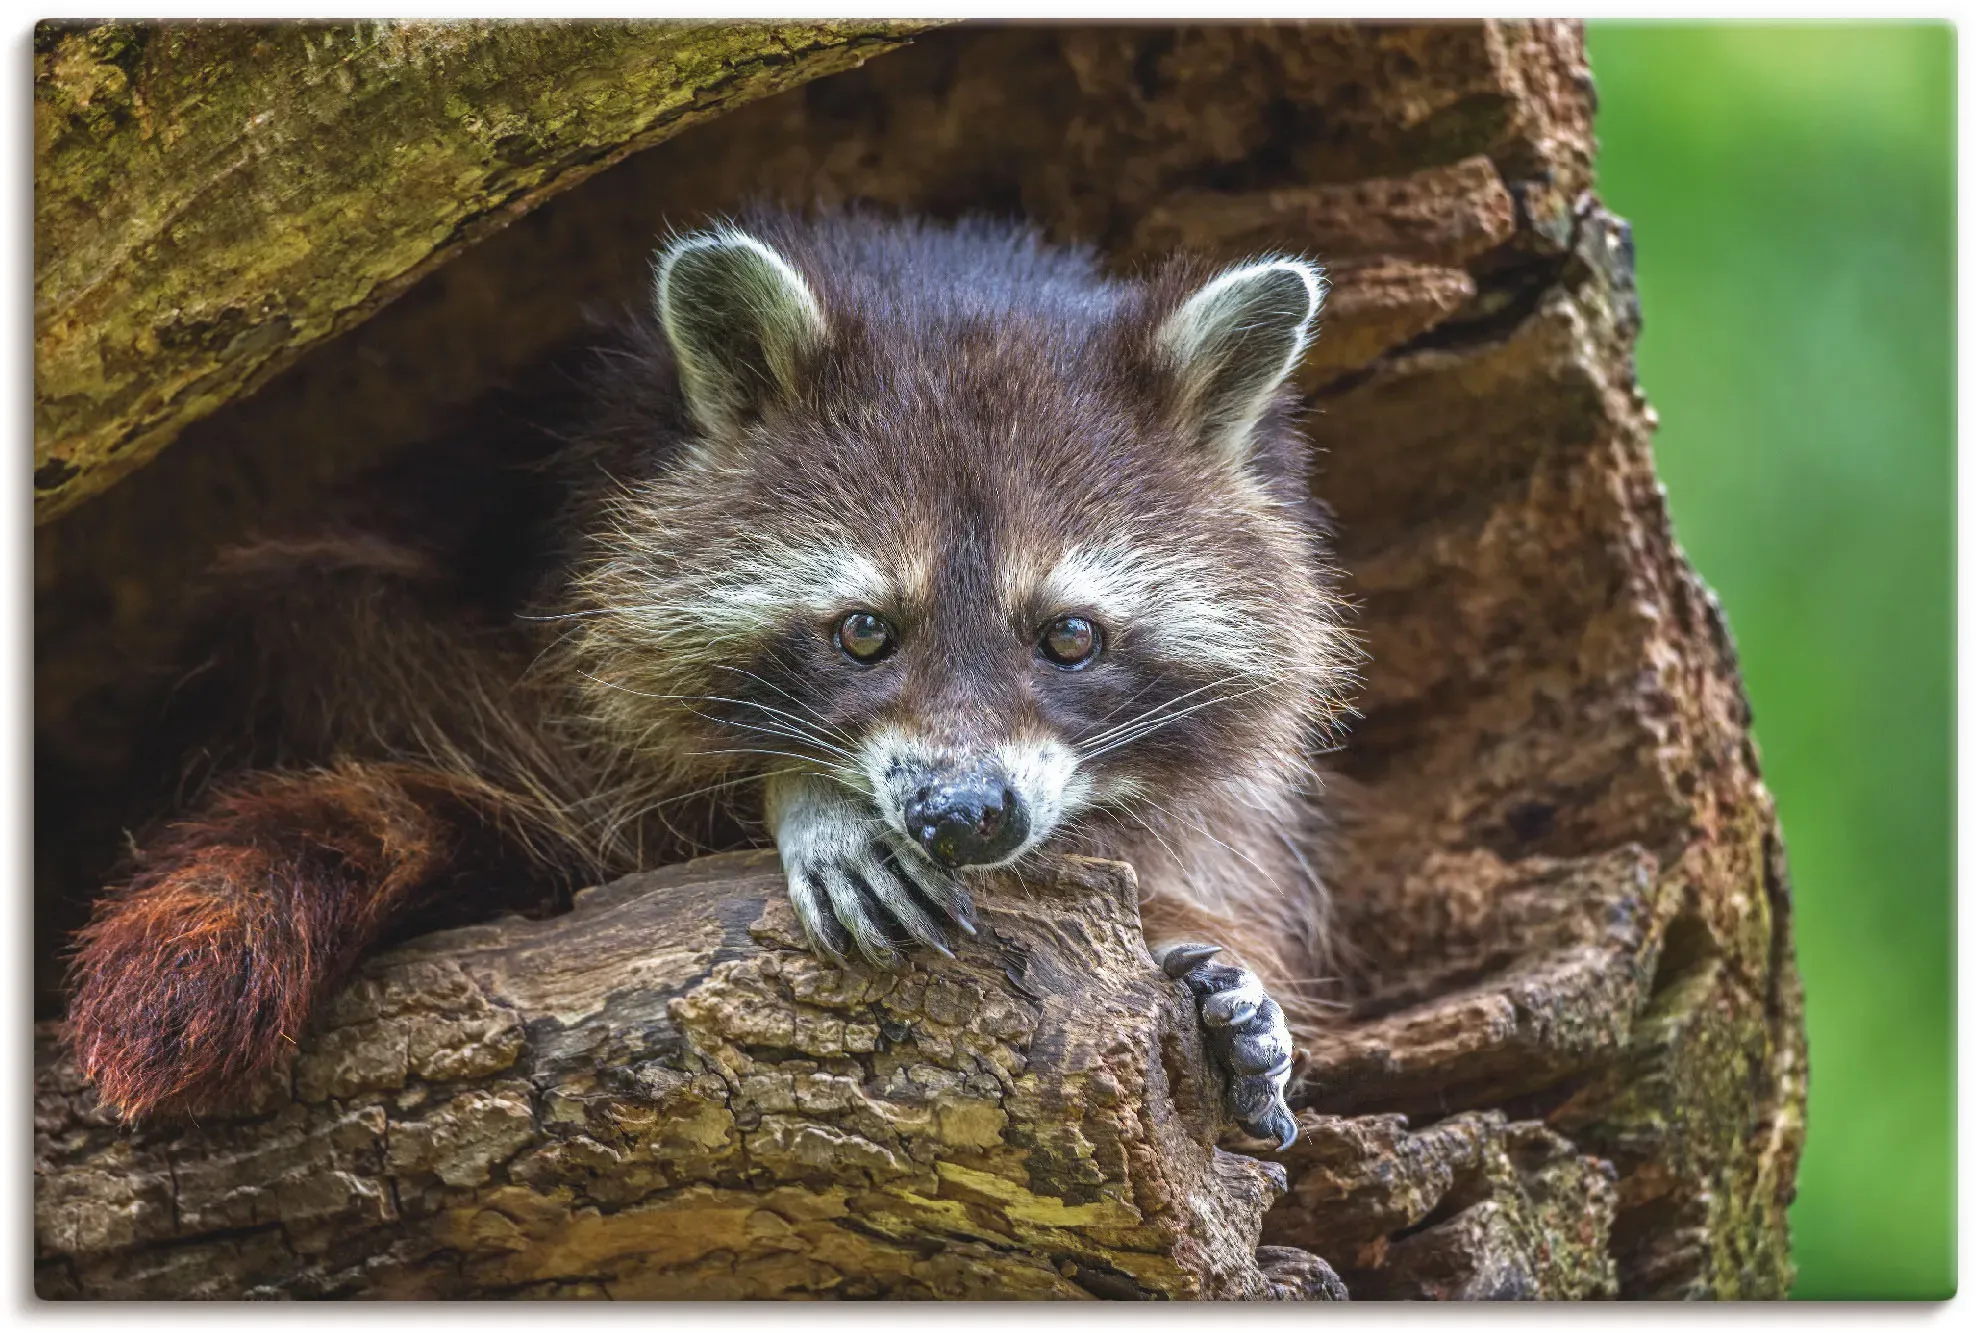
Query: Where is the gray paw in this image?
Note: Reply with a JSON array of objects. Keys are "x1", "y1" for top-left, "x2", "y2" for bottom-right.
[
  {"x1": 1157, "y1": 942, "x2": 1298, "y2": 1150},
  {"x1": 776, "y1": 794, "x2": 974, "y2": 969}
]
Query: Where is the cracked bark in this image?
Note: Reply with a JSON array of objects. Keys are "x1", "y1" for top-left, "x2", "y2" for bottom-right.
[
  {"x1": 35, "y1": 855, "x2": 1326, "y2": 1300},
  {"x1": 35, "y1": 20, "x2": 1805, "y2": 1299}
]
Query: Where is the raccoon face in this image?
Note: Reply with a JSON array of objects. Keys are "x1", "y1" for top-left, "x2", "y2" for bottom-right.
[{"x1": 572, "y1": 216, "x2": 1348, "y2": 869}]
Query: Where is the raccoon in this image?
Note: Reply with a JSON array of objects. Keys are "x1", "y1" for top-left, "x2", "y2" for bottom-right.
[{"x1": 65, "y1": 210, "x2": 1355, "y2": 1150}]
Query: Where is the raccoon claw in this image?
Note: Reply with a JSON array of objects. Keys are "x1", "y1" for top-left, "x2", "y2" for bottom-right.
[
  {"x1": 1155, "y1": 941, "x2": 1299, "y2": 1151},
  {"x1": 787, "y1": 874, "x2": 856, "y2": 968},
  {"x1": 780, "y1": 821, "x2": 973, "y2": 970},
  {"x1": 1159, "y1": 942, "x2": 1223, "y2": 978},
  {"x1": 1255, "y1": 1105, "x2": 1300, "y2": 1154}
]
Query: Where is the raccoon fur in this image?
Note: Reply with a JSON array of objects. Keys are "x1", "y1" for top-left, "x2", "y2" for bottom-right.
[{"x1": 65, "y1": 210, "x2": 1356, "y2": 1147}]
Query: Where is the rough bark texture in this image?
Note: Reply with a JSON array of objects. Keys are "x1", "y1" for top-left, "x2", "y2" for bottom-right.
[
  {"x1": 32, "y1": 18, "x2": 931, "y2": 520},
  {"x1": 36, "y1": 854, "x2": 1336, "y2": 1300},
  {"x1": 34, "y1": 20, "x2": 1807, "y2": 1299}
]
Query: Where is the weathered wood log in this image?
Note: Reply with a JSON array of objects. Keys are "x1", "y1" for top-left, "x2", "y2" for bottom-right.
[
  {"x1": 34, "y1": 853, "x2": 1337, "y2": 1300},
  {"x1": 32, "y1": 18, "x2": 932, "y2": 520},
  {"x1": 34, "y1": 20, "x2": 1808, "y2": 1299}
]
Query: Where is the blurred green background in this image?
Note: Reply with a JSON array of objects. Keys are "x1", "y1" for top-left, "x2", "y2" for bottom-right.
[{"x1": 1583, "y1": 23, "x2": 1954, "y2": 1300}]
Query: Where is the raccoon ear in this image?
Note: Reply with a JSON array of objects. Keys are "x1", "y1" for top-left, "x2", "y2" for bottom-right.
[
  {"x1": 1155, "y1": 257, "x2": 1327, "y2": 466},
  {"x1": 653, "y1": 228, "x2": 826, "y2": 435}
]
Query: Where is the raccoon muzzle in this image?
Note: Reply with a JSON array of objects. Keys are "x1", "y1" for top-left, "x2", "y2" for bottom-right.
[{"x1": 901, "y1": 770, "x2": 1030, "y2": 868}]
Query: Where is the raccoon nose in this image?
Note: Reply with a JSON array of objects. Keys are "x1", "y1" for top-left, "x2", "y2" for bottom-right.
[{"x1": 903, "y1": 777, "x2": 1030, "y2": 868}]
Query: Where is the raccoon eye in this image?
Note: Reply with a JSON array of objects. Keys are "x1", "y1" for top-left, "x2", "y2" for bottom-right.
[
  {"x1": 836, "y1": 610, "x2": 896, "y2": 664},
  {"x1": 1038, "y1": 615, "x2": 1102, "y2": 669}
]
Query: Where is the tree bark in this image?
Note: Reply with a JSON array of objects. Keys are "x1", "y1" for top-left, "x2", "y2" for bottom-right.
[
  {"x1": 32, "y1": 18, "x2": 932, "y2": 520},
  {"x1": 34, "y1": 20, "x2": 1807, "y2": 1299},
  {"x1": 35, "y1": 854, "x2": 1339, "y2": 1301}
]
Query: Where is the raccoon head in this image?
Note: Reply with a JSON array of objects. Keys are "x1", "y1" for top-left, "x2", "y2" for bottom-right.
[{"x1": 570, "y1": 214, "x2": 1352, "y2": 869}]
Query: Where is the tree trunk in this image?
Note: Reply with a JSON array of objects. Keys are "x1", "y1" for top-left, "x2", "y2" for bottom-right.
[
  {"x1": 32, "y1": 18, "x2": 932, "y2": 520},
  {"x1": 33, "y1": 19, "x2": 1807, "y2": 1299},
  {"x1": 35, "y1": 854, "x2": 1341, "y2": 1300}
]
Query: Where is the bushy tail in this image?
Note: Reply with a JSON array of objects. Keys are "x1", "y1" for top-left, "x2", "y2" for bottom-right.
[{"x1": 66, "y1": 762, "x2": 504, "y2": 1120}]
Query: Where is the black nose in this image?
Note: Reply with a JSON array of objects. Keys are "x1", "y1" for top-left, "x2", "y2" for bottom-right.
[{"x1": 903, "y1": 776, "x2": 1030, "y2": 868}]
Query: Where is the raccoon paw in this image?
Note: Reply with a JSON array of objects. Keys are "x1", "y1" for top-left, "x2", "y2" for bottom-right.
[
  {"x1": 777, "y1": 811, "x2": 976, "y2": 970},
  {"x1": 1156, "y1": 942, "x2": 1299, "y2": 1151}
]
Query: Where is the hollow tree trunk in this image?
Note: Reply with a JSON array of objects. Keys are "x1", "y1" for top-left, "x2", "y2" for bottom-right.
[{"x1": 33, "y1": 19, "x2": 1807, "y2": 1299}]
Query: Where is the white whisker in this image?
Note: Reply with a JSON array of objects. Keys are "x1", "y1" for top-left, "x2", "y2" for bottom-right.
[
  {"x1": 1078, "y1": 681, "x2": 1278, "y2": 763},
  {"x1": 1077, "y1": 672, "x2": 1257, "y2": 752}
]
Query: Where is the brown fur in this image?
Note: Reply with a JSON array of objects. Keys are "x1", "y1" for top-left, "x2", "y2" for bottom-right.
[
  {"x1": 65, "y1": 209, "x2": 1355, "y2": 1119},
  {"x1": 70, "y1": 764, "x2": 471, "y2": 1118}
]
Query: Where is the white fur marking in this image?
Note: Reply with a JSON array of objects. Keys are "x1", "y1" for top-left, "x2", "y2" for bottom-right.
[
  {"x1": 1157, "y1": 256, "x2": 1327, "y2": 463},
  {"x1": 996, "y1": 736, "x2": 1082, "y2": 851},
  {"x1": 856, "y1": 729, "x2": 1082, "y2": 868},
  {"x1": 653, "y1": 227, "x2": 825, "y2": 435},
  {"x1": 857, "y1": 724, "x2": 925, "y2": 843},
  {"x1": 610, "y1": 540, "x2": 889, "y2": 647},
  {"x1": 1039, "y1": 542, "x2": 1267, "y2": 673},
  {"x1": 768, "y1": 773, "x2": 872, "y2": 866}
]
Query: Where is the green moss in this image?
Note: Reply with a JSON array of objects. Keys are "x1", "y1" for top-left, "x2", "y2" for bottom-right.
[{"x1": 33, "y1": 19, "x2": 935, "y2": 521}]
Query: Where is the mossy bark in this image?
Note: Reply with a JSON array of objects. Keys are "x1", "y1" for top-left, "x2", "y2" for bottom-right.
[
  {"x1": 32, "y1": 18, "x2": 932, "y2": 520},
  {"x1": 33, "y1": 20, "x2": 1806, "y2": 1299}
]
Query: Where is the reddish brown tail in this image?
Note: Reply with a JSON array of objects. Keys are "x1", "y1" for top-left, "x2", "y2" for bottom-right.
[{"x1": 66, "y1": 762, "x2": 493, "y2": 1120}]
